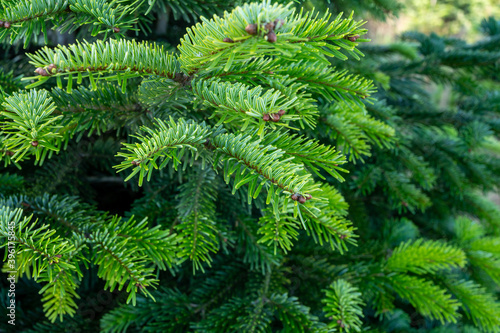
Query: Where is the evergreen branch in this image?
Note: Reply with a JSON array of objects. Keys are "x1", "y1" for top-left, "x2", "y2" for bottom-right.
[
  {"x1": 386, "y1": 239, "x2": 467, "y2": 274},
  {"x1": 26, "y1": 39, "x2": 180, "y2": 89},
  {"x1": 257, "y1": 212, "x2": 299, "y2": 255},
  {"x1": 470, "y1": 236, "x2": 500, "y2": 255},
  {"x1": 389, "y1": 274, "x2": 460, "y2": 323},
  {"x1": 211, "y1": 132, "x2": 319, "y2": 216},
  {"x1": 0, "y1": 0, "x2": 135, "y2": 47},
  {"x1": 322, "y1": 279, "x2": 364, "y2": 332},
  {"x1": 1, "y1": 89, "x2": 63, "y2": 164},
  {"x1": 269, "y1": 293, "x2": 326, "y2": 333},
  {"x1": 301, "y1": 184, "x2": 355, "y2": 252},
  {"x1": 90, "y1": 220, "x2": 158, "y2": 305},
  {"x1": 276, "y1": 61, "x2": 375, "y2": 104},
  {"x1": 175, "y1": 166, "x2": 219, "y2": 272},
  {"x1": 290, "y1": 10, "x2": 368, "y2": 60},
  {"x1": 0, "y1": 205, "x2": 76, "y2": 281},
  {"x1": 114, "y1": 117, "x2": 212, "y2": 186},
  {"x1": 261, "y1": 129, "x2": 347, "y2": 180},
  {"x1": 38, "y1": 238, "x2": 86, "y2": 322},
  {"x1": 445, "y1": 278, "x2": 500, "y2": 333},
  {"x1": 149, "y1": 0, "x2": 230, "y2": 22},
  {"x1": 236, "y1": 216, "x2": 281, "y2": 273},
  {"x1": 68, "y1": 0, "x2": 137, "y2": 34},
  {"x1": 178, "y1": 1, "x2": 368, "y2": 73},
  {"x1": 467, "y1": 249, "x2": 500, "y2": 284},
  {"x1": 13, "y1": 194, "x2": 103, "y2": 232},
  {"x1": 191, "y1": 78, "x2": 300, "y2": 128},
  {"x1": 320, "y1": 102, "x2": 395, "y2": 162},
  {"x1": 108, "y1": 215, "x2": 178, "y2": 271},
  {"x1": 383, "y1": 171, "x2": 431, "y2": 213},
  {"x1": 193, "y1": 297, "x2": 248, "y2": 332},
  {"x1": 50, "y1": 83, "x2": 146, "y2": 135},
  {"x1": 138, "y1": 78, "x2": 191, "y2": 110},
  {"x1": 454, "y1": 216, "x2": 486, "y2": 244},
  {"x1": 0, "y1": 0, "x2": 69, "y2": 47}
]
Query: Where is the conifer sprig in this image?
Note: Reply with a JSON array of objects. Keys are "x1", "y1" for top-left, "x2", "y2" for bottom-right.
[
  {"x1": 0, "y1": 0, "x2": 135, "y2": 47},
  {"x1": 1, "y1": 90, "x2": 62, "y2": 164},
  {"x1": 26, "y1": 39, "x2": 180, "y2": 90}
]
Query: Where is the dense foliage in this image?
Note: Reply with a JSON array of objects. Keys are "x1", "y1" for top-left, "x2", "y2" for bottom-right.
[{"x1": 0, "y1": 0, "x2": 499, "y2": 332}]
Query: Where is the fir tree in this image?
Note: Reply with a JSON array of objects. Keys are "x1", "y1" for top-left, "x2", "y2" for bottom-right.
[{"x1": 0, "y1": 1, "x2": 499, "y2": 332}]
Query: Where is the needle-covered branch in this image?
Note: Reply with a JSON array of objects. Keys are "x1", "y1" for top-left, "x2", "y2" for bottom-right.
[
  {"x1": 26, "y1": 39, "x2": 180, "y2": 90},
  {"x1": 0, "y1": 0, "x2": 136, "y2": 47}
]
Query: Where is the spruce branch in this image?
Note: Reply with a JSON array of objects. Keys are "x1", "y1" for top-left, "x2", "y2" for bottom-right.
[
  {"x1": 175, "y1": 166, "x2": 219, "y2": 272},
  {"x1": 191, "y1": 78, "x2": 300, "y2": 129},
  {"x1": 0, "y1": 0, "x2": 136, "y2": 47},
  {"x1": 178, "y1": 1, "x2": 368, "y2": 73},
  {"x1": 322, "y1": 279, "x2": 364, "y2": 332},
  {"x1": 108, "y1": 215, "x2": 178, "y2": 271},
  {"x1": 0, "y1": 205, "x2": 76, "y2": 288},
  {"x1": 90, "y1": 219, "x2": 158, "y2": 306},
  {"x1": 261, "y1": 129, "x2": 347, "y2": 180},
  {"x1": 1, "y1": 89, "x2": 63, "y2": 164},
  {"x1": 389, "y1": 274, "x2": 460, "y2": 324},
  {"x1": 269, "y1": 293, "x2": 326, "y2": 332},
  {"x1": 114, "y1": 117, "x2": 212, "y2": 185},
  {"x1": 211, "y1": 132, "x2": 319, "y2": 217},
  {"x1": 26, "y1": 39, "x2": 180, "y2": 90},
  {"x1": 277, "y1": 61, "x2": 375, "y2": 104},
  {"x1": 445, "y1": 278, "x2": 500, "y2": 333},
  {"x1": 236, "y1": 216, "x2": 281, "y2": 273},
  {"x1": 38, "y1": 238, "x2": 86, "y2": 322},
  {"x1": 386, "y1": 239, "x2": 467, "y2": 274}
]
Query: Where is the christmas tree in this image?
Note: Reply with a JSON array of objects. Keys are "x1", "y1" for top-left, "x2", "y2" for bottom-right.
[{"x1": 0, "y1": 0, "x2": 499, "y2": 332}]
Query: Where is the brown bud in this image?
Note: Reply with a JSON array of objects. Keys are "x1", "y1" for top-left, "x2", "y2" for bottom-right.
[
  {"x1": 266, "y1": 31, "x2": 277, "y2": 43},
  {"x1": 304, "y1": 194, "x2": 312, "y2": 200},
  {"x1": 291, "y1": 193, "x2": 299, "y2": 201},
  {"x1": 36, "y1": 68, "x2": 49, "y2": 76},
  {"x1": 136, "y1": 283, "x2": 144, "y2": 289},
  {"x1": 47, "y1": 64, "x2": 57, "y2": 74},
  {"x1": 131, "y1": 160, "x2": 140, "y2": 166},
  {"x1": 298, "y1": 196, "x2": 307, "y2": 204},
  {"x1": 262, "y1": 114, "x2": 270, "y2": 121},
  {"x1": 5, "y1": 150, "x2": 14, "y2": 156},
  {"x1": 270, "y1": 113, "x2": 280, "y2": 122},
  {"x1": 3, "y1": 22, "x2": 10, "y2": 29},
  {"x1": 245, "y1": 23, "x2": 258, "y2": 35},
  {"x1": 223, "y1": 37, "x2": 234, "y2": 43},
  {"x1": 277, "y1": 109, "x2": 286, "y2": 116},
  {"x1": 0, "y1": 21, "x2": 4, "y2": 27},
  {"x1": 55, "y1": 254, "x2": 62, "y2": 258},
  {"x1": 340, "y1": 234, "x2": 346, "y2": 239},
  {"x1": 347, "y1": 34, "x2": 360, "y2": 42},
  {"x1": 31, "y1": 141, "x2": 39, "y2": 147},
  {"x1": 264, "y1": 22, "x2": 275, "y2": 32},
  {"x1": 113, "y1": 27, "x2": 120, "y2": 33}
]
